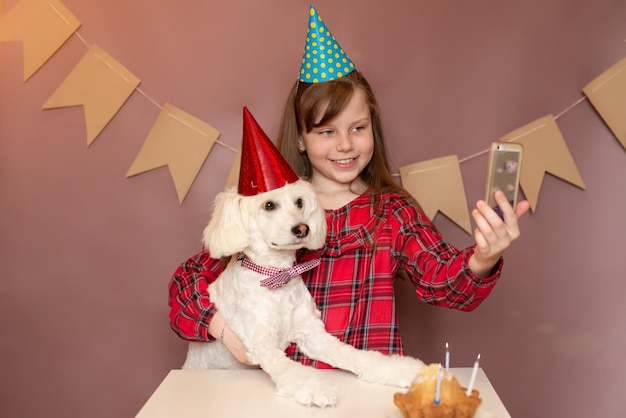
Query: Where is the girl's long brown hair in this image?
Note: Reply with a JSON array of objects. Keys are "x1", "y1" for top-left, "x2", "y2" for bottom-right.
[{"x1": 276, "y1": 70, "x2": 426, "y2": 213}]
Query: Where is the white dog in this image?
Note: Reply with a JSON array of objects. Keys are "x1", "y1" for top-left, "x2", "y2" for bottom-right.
[{"x1": 182, "y1": 179, "x2": 425, "y2": 407}]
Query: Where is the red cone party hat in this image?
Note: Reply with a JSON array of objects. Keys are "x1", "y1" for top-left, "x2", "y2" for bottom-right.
[{"x1": 238, "y1": 107, "x2": 299, "y2": 196}]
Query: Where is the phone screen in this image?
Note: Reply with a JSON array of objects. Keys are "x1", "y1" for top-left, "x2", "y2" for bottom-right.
[{"x1": 484, "y1": 143, "x2": 522, "y2": 219}]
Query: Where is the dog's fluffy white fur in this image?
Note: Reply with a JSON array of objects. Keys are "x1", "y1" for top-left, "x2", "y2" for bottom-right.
[{"x1": 182, "y1": 179, "x2": 425, "y2": 407}]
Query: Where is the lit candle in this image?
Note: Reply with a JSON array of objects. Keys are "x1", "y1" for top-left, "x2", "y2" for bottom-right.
[
  {"x1": 445, "y1": 342, "x2": 450, "y2": 371},
  {"x1": 434, "y1": 363, "x2": 442, "y2": 404},
  {"x1": 465, "y1": 353, "x2": 481, "y2": 396}
]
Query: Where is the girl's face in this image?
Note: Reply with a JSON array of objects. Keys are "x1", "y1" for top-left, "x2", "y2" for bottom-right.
[{"x1": 298, "y1": 88, "x2": 374, "y2": 192}]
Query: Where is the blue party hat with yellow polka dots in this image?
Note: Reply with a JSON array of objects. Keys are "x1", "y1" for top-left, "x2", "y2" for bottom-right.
[{"x1": 299, "y1": 5, "x2": 355, "y2": 83}]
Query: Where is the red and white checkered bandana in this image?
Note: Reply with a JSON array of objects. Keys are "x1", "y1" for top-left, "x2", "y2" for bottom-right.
[{"x1": 238, "y1": 254, "x2": 321, "y2": 289}]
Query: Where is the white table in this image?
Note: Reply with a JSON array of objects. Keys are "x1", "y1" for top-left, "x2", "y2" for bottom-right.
[{"x1": 136, "y1": 367, "x2": 511, "y2": 418}]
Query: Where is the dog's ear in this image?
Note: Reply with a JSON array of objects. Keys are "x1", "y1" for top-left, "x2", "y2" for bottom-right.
[
  {"x1": 202, "y1": 188, "x2": 250, "y2": 257},
  {"x1": 300, "y1": 181, "x2": 327, "y2": 250}
]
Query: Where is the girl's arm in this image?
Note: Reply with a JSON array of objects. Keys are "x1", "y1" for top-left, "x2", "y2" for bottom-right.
[
  {"x1": 168, "y1": 251, "x2": 227, "y2": 341},
  {"x1": 168, "y1": 252, "x2": 255, "y2": 365},
  {"x1": 392, "y1": 196, "x2": 503, "y2": 311},
  {"x1": 469, "y1": 190, "x2": 530, "y2": 278}
]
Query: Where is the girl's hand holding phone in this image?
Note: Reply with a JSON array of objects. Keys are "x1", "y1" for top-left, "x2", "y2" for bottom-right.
[{"x1": 469, "y1": 191, "x2": 530, "y2": 278}]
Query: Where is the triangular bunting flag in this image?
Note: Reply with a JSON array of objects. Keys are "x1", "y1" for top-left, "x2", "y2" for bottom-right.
[
  {"x1": 0, "y1": 0, "x2": 81, "y2": 81},
  {"x1": 399, "y1": 155, "x2": 472, "y2": 234},
  {"x1": 126, "y1": 102, "x2": 220, "y2": 204},
  {"x1": 583, "y1": 57, "x2": 626, "y2": 150},
  {"x1": 42, "y1": 44, "x2": 140, "y2": 146},
  {"x1": 500, "y1": 115, "x2": 585, "y2": 212}
]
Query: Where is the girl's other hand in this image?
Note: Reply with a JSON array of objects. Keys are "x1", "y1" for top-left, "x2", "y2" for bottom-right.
[{"x1": 209, "y1": 311, "x2": 257, "y2": 366}]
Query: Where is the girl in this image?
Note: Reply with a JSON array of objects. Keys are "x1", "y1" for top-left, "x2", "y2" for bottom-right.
[{"x1": 168, "y1": 6, "x2": 529, "y2": 368}]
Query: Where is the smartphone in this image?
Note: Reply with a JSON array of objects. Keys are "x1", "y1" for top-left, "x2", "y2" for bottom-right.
[{"x1": 483, "y1": 142, "x2": 523, "y2": 219}]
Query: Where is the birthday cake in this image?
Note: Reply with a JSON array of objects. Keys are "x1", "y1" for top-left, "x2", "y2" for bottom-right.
[{"x1": 393, "y1": 364, "x2": 481, "y2": 418}]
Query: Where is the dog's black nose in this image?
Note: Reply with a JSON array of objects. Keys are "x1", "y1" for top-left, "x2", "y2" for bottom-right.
[{"x1": 292, "y1": 224, "x2": 309, "y2": 238}]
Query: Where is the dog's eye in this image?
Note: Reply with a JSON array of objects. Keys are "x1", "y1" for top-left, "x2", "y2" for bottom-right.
[
  {"x1": 264, "y1": 201, "x2": 276, "y2": 211},
  {"x1": 296, "y1": 198, "x2": 303, "y2": 209}
]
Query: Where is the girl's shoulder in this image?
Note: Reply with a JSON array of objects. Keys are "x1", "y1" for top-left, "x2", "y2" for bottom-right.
[
  {"x1": 322, "y1": 190, "x2": 431, "y2": 256},
  {"x1": 349, "y1": 188, "x2": 411, "y2": 205},
  {"x1": 371, "y1": 189, "x2": 434, "y2": 228},
  {"x1": 333, "y1": 189, "x2": 423, "y2": 223},
  {"x1": 370, "y1": 189, "x2": 420, "y2": 214}
]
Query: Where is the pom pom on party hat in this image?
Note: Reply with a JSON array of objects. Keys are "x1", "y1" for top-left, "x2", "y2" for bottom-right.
[
  {"x1": 238, "y1": 107, "x2": 299, "y2": 196},
  {"x1": 299, "y1": 5, "x2": 355, "y2": 83}
]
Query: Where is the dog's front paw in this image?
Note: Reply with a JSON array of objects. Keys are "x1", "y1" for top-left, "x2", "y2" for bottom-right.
[
  {"x1": 275, "y1": 366, "x2": 337, "y2": 408},
  {"x1": 358, "y1": 354, "x2": 425, "y2": 387},
  {"x1": 290, "y1": 379, "x2": 337, "y2": 408}
]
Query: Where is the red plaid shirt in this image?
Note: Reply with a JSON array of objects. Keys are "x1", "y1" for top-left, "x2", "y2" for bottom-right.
[{"x1": 168, "y1": 191, "x2": 502, "y2": 368}]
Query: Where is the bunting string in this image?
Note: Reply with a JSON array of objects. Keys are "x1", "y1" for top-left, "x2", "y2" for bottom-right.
[
  {"x1": 69, "y1": 19, "x2": 595, "y2": 176},
  {"x1": 72, "y1": 29, "x2": 238, "y2": 154},
  {"x1": 455, "y1": 95, "x2": 589, "y2": 166},
  {"x1": 386, "y1": 93, "x2": 590, "y2": 177}
]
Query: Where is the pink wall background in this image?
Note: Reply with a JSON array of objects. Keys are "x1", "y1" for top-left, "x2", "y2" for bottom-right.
[{"x1": 1, "y1": 1, "x2": 625, "y2": 417}]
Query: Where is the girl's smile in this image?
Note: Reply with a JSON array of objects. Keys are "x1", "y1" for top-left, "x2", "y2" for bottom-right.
[{"x1": 330, "y1": 157, "x2": 359, "y2": 167}]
